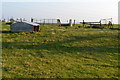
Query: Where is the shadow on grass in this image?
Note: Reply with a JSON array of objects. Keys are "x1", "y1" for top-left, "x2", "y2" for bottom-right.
[
  {"x1": 2, "y1": 42, "x2": 118, "y2": 54},
  {"x1": 2, "y1": 34, "x2": 118, "y2": 54},
  {"x1": 0, "y1": 31, "x2": 11, "y2": 34}
]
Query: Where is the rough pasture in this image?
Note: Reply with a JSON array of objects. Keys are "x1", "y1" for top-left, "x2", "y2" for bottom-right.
[{"x1": 1, "y1": 23, "x2": 119, "y2": 78}]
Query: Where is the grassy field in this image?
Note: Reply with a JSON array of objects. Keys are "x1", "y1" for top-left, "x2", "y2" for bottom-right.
[{"x1": 1, "y1": 23, "x2": 119, "y2": 78}]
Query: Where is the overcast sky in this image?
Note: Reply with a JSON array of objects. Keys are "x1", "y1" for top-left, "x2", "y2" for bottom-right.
[{"x1": 1, "y1": 0, "x2": 119, "y2": 23}]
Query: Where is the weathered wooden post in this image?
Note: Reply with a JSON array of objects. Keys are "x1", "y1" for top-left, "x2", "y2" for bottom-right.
[
  {"x1": 73, "y1": 20, "x2": 76, "y2": 26},
  {"x1": 83, "y1": 20, "x2": 85, "y2": 27},
  {"x1": 69, "y1": 19, "x2": 72, "y2": 26},
  {"x1": 100, "y1": 20, "x2": 101, "y2": 26},
  {"x1": 57, "y1": 19, "x2": 61, "y2": 26},
  {"x1": 31, "y1": 18, "x2": 33, "y2": 22}
]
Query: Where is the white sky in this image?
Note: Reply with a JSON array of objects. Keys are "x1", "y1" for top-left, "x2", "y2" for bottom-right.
[{"x1": 1, "y1": 0, "x2": 120, "y2": 23}]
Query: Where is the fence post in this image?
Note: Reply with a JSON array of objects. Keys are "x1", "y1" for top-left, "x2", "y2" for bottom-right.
[
  {"x1": 69, "y1": 19, "x2": 72, "y2": 27},
  {"x1": 100, "y1": 20, "x2": 101, "y2": 26},
  {"x1": 73, "y1": 20, "x2": 76, "y2": 26},
  {"x1": 83, "y1": 20, "x2": 85, "y2": 27},
  {"x1": 31, "y1": 18, "x2": 33, "y2": 22}
]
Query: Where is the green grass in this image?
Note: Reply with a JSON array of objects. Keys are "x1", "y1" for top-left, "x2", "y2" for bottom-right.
[{"x1": 1, "y1": 23, "x2": 119, "y2": 78}]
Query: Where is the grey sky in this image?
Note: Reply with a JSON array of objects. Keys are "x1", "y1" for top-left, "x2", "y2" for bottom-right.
[{"x1": 1, "y1": 0, "x2": 119, "y2": 23}]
